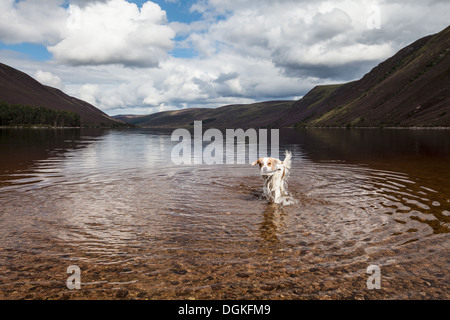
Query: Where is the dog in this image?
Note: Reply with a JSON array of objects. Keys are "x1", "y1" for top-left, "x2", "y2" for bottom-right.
[{"x1": 252, "y1": 150, "x2": 292, "y2": 204}]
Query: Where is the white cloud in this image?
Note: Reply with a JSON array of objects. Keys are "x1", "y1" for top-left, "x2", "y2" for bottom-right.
[
  {"x1": 34, "y1": 70, "x2": 65, "y2": 90},
  {"x1": 187, "y1": 0, "x2": 449, "y2": 73},
  {"x1": 47, "y1": 0, "x2": 176, "y2": 67},
  {"x1": 77, "y1": 83, "x2": 100, "y2": 106},
  {"x1": 0, "y1": 0, "x2": 66, "y2": 44},
  {"x1": 188, "y1": 1, "x2": 395, "y2": 76},
  {"x1": 71, "y1": 53, "x2": 315, "y2": 115}
]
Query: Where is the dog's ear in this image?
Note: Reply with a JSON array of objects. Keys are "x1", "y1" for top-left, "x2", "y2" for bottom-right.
[{"x1": 252, "y1": 158, "x2": 262, "y2": 166}]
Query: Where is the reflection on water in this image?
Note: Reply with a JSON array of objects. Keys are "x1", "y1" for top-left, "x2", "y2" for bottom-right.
[{"x1": 0, "y1": 128, "x2": 449, "y2": 299}]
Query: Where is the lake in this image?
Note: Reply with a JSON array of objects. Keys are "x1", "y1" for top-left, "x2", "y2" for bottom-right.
[{"x1": 0, "y1": 128, "x2": 449, "y2": 299}]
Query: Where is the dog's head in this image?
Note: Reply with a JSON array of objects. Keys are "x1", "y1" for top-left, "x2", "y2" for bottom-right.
[{"x1": 252, "y1": 157, "x2": 283, "y2": 176}]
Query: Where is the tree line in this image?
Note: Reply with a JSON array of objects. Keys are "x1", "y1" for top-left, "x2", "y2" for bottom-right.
[{"x1": 0, "y1": 101, "x2": 81, "y2": 127}]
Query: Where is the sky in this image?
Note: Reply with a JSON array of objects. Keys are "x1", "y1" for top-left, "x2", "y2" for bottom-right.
[{"x1": 0, "y1": 0, "x2": 449, "y2": 116}]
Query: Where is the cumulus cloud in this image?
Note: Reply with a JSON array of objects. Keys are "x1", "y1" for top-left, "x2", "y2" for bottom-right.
[
  {"x1": 47, "y1": 0, "x2": 176, "y2": 67},
  {"x1": 34, "y1": 70, "x2": 65, "y2": 90},
  {"x1": 310, "y1": 8, "x2": 353, "y2": 40},
  {"x1": 187, "y1": 0, "x2": 449, "y2": 80},
  {"x1": 0, "y1": 0, "x2": 66, "y2": 44},
  {"x1": 77, "y1": 83, "x2": 101, "y2": 106},
  {"x1": 187, "y1": 1, "x2": 396, "y2": 80},
  {"x1": 66, "y1": 54, "x2": 315, "y2": 115}
]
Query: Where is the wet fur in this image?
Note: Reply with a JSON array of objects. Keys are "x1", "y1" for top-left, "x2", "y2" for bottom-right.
[{"x1": 252, "y1": 150, "x2": 292, "y2": 204}]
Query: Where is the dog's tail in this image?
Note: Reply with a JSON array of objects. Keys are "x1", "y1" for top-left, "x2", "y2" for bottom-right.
[{"x1": 283, "y1": 150, "x2": 292, "y2": 169}]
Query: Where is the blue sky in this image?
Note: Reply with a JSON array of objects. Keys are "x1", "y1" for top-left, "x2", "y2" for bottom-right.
[
  {"x1": 0, "y1": 0, "x2": 449, "y2": 115},
  {"x1": 151, "y1": 0, "x2": 202, "y2": 58},
  {"x1": 148, "y1": 0, "x2": 201, "y2": 23},
  {"x1": 0, "y1": 42, "x2": 52, "y2": 61}
]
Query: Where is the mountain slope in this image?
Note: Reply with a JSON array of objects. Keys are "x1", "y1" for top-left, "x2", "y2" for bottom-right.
[
  {"x1": 0, "y1": 63, "x2": 126, "y2": 127},
  {"x1": 279, "y1": 25, "x2": 450, "y2": 127},
  {"x1": 114, "y1": 100, "x2": 295, "y2": 128}
]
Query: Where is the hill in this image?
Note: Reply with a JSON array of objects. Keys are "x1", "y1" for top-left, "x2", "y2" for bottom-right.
[
  {"x1": 117, "y1": 25, "x2": 450, "y2": 129},
  {"x1": 0, "y1": 63, "x2": 126, "y2": 127},
  {"x1": 279, "y1": 25, "x2": 450, "y2": 127},
  {"x1": 114, "y1": 100, "x2": 295, "y2": 128}
]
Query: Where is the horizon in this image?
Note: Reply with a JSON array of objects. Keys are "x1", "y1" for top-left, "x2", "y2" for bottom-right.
[{"x1": 0, "y1": 0, "x2": 449, "y2": 116}]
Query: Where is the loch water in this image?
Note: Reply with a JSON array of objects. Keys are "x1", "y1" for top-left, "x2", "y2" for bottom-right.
[{"x1": 0, "y1": 128, "x2": 449, "y2": 299}]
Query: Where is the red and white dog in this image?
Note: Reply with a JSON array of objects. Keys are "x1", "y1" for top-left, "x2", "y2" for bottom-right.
[{"x1": 252, "y1": 150, "x2": 292, "y2": 204}]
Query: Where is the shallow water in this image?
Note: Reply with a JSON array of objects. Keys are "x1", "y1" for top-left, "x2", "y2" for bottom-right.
[{"x1": 0, "y1": 128, "x2": 449, "y2": 299}]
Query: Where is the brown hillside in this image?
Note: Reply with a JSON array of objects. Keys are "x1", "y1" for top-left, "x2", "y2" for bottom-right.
[
  {"x1": 0, "y1": 63, "x2": 125, "y2": 127},
  {"x1": 114, "y1": 101, "x2": 294, "y2": 129},
  {"x1": 280, "y1": 25, "x2": 450, "y2": 127}
]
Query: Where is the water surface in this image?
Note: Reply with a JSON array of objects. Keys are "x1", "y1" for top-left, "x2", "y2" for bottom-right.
[{"x1": 0, "y1": 128, "x2": 449, "y2": 299}]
